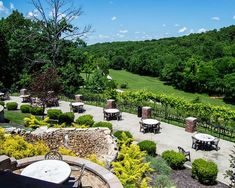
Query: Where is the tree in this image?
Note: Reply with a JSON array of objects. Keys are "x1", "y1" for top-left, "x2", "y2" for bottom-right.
[
  {"x1": 29, "y1": 68, "x2": 62, "y2": 118},
  {"x1": 31, "y1": 0, "x2": 91, "y2": 66},
  {"x1": 225, "y1": 146, "x2": 235, "y2": 188},
  {"x1": 223, "y1": 73, "x2": 235, "y2": 103}
]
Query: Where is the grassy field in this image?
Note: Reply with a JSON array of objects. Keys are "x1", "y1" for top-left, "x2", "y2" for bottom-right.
[
  {"x1": 109, "y1": 69, "x2": 235, "y2": 110},
  {"x1": 4, "y1": 111, "x2": 30, "y2": 125}
]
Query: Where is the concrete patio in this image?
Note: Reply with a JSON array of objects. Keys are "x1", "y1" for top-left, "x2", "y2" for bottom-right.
[{"x1": 5, "y1": 96, "x2": 234, "y2": 185}]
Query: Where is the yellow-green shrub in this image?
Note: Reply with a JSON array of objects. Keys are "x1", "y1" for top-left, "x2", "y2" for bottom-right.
[
  {"x1": 86, "y1": 154, "x2": 106, "y2": 167},
  {"x1": 58, "y1": 146, "x2": 76, "y2": 156},
  {"x1": 24, "y1": 115, "x2": 49, "y2": 128}
]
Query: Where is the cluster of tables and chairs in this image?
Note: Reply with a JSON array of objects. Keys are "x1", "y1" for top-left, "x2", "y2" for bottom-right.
[
  {"x1": 139, "y1": 118, "x2": 161, "y2": 134},
  {"x1": 0, "y1": 91, "x2": 10, "y2": 101},
  {"x1": 0, "y1": 151, "x2": 86, "y2": 188},
  {"x1": 192, "y1": 133, "x2": 220, "y2": 151},
  {"x1": 103, "y1": 108, "x2": 122, "y2": 121},
  {"x1": 70, "y1": 102, "x2": 85, "y2": 113}
]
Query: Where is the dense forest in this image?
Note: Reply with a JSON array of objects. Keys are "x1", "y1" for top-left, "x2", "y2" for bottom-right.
[{"x1": 84, "y1": 26, "x2": 235, "y2": 103}]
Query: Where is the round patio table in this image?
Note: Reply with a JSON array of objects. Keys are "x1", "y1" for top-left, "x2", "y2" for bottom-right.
[
  {"x1": 0, "y1": 92, "x2": 4, "y2": 96},
  {"x1": 104, "y1": 108, "x2": 120, "y2": 114},
  {"x1": 21, "y1": 160, "x2": 71, "y2": 184},
  {"x1": 142, "y1": 119, "x2": 159, "y2": 125},
  {"x1": 194, "y1": 133, "x2": 215, "y2": 142},
  {"x1": 71, "y1": 102, "x2": 84, "y2": 107}
]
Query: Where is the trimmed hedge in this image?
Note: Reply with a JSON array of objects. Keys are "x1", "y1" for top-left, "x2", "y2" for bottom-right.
[
  {"x1": 6, "y1": 102, "x2": 18, "y2": 110},
  {"x1": 0, "y1": 101, "x2": 5, "y2": 107},
  {"x1": 30, "y1": 107, "x2": 44, "y2": 115},
  {"x1": 113, "y1": 130, "x2": 133, "y2": 140},
  {"x1": 59, "y1": 112, "x2": 74, "y2": 124},
  {"x1": 93, "y1": 121, "x2": 113, "y2": 131},
  {"x1": 138, "y1": 140, "x2": 156, "y2": 156},
  {"x1": 162, "y1": 150, "x2": 186, "y2": 169},
  {"x1": 192, "y1": 158, "x2": 218, "y2": 185},
  {"x1": 20, "y1": 105, "x2": 31, "y2": 113},
  {"x1": 75, "y1": 114, "x2": 94, "y2": 127},
  {"x1": 47, "y1": 109, "x2": 62, "y2": 120}
]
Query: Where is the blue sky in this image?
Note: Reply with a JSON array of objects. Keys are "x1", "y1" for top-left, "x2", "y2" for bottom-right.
[{"x1": 0, "y1": 0, "x2": 235, "y2": 44}]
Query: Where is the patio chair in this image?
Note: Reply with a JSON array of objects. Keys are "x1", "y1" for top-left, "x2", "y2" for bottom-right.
[
  {"x1": 68, "y1": 164, "x2": 86, "y2": 188},
  {"x1": 152, "y1": 123, "x2": 161, "y2": 134},
  {"x1": 211, "y1": 138, "x2": 220, "y2": 151},
  {"x1": 117, "y1": 111, "x2": 122, "y2": 121},
  {"x1": 103, "y1": 108, "x2": 111, "y2": 120},
  {"x1": 45, "y1": 151, "x2": 63, "y2": 160},
  {"x1": 139, "y1": 121, "x2": 148, "y2": 133},
  {"x1": 191, "y1": 136, "x2": 200, "y2": 150},
  {"x1": 178, "y1": 146, "x2": 191, "y2": 161}
]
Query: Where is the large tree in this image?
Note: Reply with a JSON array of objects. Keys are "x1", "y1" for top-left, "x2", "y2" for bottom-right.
[{"x1": 31, "y1": 0, "x2": 91, "y2": 66}]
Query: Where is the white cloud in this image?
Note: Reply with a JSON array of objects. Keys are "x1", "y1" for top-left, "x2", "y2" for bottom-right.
[
  {"x1": 189, "y1": 29, "x2": 194, "y2": 34},
  {"x1": 233, "y1": 15, "x2": 235, "y2": 19},
  {"x1": 98, "y1": 34, "x2": 110, "y2": 39},
  {"x1": 211, "y1": 16, "x2": 220, "y2": 21},
  {"x1": 197, "y1": 28, "x2": 207, "y2": 33},
  {"x1": 162, "y1": 24, "x2": 166, "y2": 27},
  {"x1": 10, "y1": 2, "x2": 14, "y2": 10},
  {"x1": 111, "y1": 16, "x2": 117, "y2": 21},
  {"x1": 0, "y1": 1, "x2": 8, "y2": 13},
  {"x1": 135, "y1": 31, "x2": 140, "y2": 34},
  {"x1": 178, "y1": 27, "x2": 187, "y2": 33},
  {"x1": 27, "y1": 9, "x2": 39, "y2": 18},
  {"x1": 174, "y1": 24, "x2": 180, "y2": 27},
  {"x1": 116, "y1": 33, "x2": 125, "y2": 38},
  {"x1": 119, "y1": 30, "x2": 128, "y2": 33}
]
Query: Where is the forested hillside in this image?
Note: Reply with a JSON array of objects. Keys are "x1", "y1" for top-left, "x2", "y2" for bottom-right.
[{"x1": 84, "y1": 26, "x2": 235, "y2": 103}]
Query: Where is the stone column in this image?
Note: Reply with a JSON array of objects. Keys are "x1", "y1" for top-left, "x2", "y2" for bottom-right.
[
  {"x1": 0, "y1": 105, "x2": 4, "y2": 123},
  {"x1": 20, "y1": 88, "x2": 28, "y2": 96},
  {"x1": 185, "y1": 117, "x2": 197, "y2": 133},
  {"x1": 106, "y1": 99, "x2": 116, "y2": 109},
  {"x1": 75, "y1": 94, "x2": 83, "y2": 102},
  {"x1": 142, "y1": 106, "x2": 151, "y2": 119}
]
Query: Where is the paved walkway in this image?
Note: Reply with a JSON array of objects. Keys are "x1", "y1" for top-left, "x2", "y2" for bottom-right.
[{"x1": 6, "y1": 96, "x2": 234, "y2": 185}]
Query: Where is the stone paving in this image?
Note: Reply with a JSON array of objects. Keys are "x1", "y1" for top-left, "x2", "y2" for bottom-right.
[{"x1": 6, "y1": 96, "x2": 235, "y2": 185}]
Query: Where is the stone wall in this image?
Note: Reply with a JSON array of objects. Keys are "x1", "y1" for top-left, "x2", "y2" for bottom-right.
[{"x1": 0, "y1": 105, "x2": 4, "y2": 123}]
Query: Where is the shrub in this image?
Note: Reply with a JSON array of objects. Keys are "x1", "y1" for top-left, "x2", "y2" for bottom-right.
[
  {"x1": 20, "y1": 104, "x2": 31, "y2": 113},
  {"x1": 86, "y1": 154, "x2": 106, "y2": 167},
  {"x1": 93, "y1": 121, "x2": 113, "y2": 131},
  {"x1": 138, "y1": 140, "x2": 156, "y2": 156},
  {"x1": 75, "y1": 114, "x2": 94, "y2": 127},
  {"x1": 120, "y1": 82, "x2": 128, "y2": 89},
  {"x1": 58, "y1": 146, "x2": 76, "y2": 156},
  {"x1": 162, "y1": 150, "x2": 186, "y2": 169},
  {"x1": 145, "y1": 156, "x2": 171, "y2": 176},
  {"x1": 30, "y1": 107, "x2": 44, "y2": 115},
  {"x1": 6, "y1": 102, "x2": 18, "y2": 110},
  {"x1": 24, "y1": 115, "x2": 49, "y2": 129},
  {"x1": 114, "y1": 130, "x2": 133, "y2": 140},
  {"x1": 114, "y1": 130, "x2": 133, "y2": 147},
  {"x1": 0, "y1": 101, "x2": 5, "y2": 107},
  {"x1": 192, "y1": 158, "x2": 218, "y2": 185},
  {"x1": 59, "y1": 112, "x2": 74, "y2": 125},
  {"x1": 155, "y1": 175, "x2": 175, "y2": 188},
  {"x1": 47, "y1": 109, "x2": 62, "y2": 120}
]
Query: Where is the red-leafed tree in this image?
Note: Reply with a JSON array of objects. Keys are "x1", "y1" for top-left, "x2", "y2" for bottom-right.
[{"x1": 29, "y1": 68, "x2": 62, "y2": 118}]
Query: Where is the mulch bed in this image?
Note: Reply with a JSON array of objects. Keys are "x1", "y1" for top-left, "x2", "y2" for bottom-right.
[{"x1": 171, "y1": 168, "x2": 228, "y2": 188}]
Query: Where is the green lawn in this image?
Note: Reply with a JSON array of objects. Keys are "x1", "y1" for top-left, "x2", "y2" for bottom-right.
[
  {"x1": 4, "y1": 111, "x2": 31, "y2": 125},
  {"x1": 109, "y1": 69, "x2": 235, "y2": 110}
]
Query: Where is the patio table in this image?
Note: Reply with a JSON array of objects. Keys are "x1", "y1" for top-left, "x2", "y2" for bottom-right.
[
  {"x1": 21, "y1": 160, "x2": 71, "y2": 184},
  {"x1": 104, "y1": 108, "x2": 120, "y2": 114},
  {"x1": 142, "y1": 119, "x2": 159, "y2": 125},
  {"x1": 104, "y1": 108, "x2": 120, "y2": 120},
  {"x1": 0, "y1": 92, "x2": 4, "y2": 96},
  {"x1": 141, "y1": 119, "x2": 160, "y2": 133},
  {"x1": 194, "y1": 133, "x2": 215, "y2": 142},
  {"x1": 71, "y1": 102, "x2": 84, "y2": 107},
  {"x1": 20, "y1": 94, "x2": 31, "y2": 102}
]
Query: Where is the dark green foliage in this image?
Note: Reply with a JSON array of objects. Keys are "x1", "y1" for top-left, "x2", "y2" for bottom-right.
[
  {"x1": 114, "y1": 130, "x2": 133, "y2": 140},
  {"x1": 120, "y1": 83, "x2": 128, "y2": 89},
  {"x1": 225, "y1": 146, "x2": 235, "y2": 187},
  {"x1": 0, "y1": 101, "x2": 5, "y2": 107},
  {"x1": 47, "y1": 109, "x2": 62, "y2": 120},
  {"x1": 93, "y1": 121, "x2": 113, "y2": 131},
  {"x1": 20, "y1": 104, "x2": 31, "y2": 113},
  {"x1": 30, "y1": 107, "x2": 44, "y2": 115},
  {"x1": 138, "y1": 140, "x2": 156, "y2": 156},
  {"x1": 6, "y1": 102, "x2": 18, "y2": 110},
  {"x1": 59, "y1": 112, "x2": 75, "y2": 124},
  {"x1": 145, "y1": 156, "x2": 171, "y2": 176},
  {"x1": 192, "y1": 158, "x2": 218, "y2": 185},
  {"x1": 162, "y1": 150, "x2": 186, "y2": 169},
  {"x1": 75, "y1": 114, "x2": 94, "y2": 127}
]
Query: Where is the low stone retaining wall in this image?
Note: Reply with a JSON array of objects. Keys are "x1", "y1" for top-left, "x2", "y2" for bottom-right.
[{"x1": 0, "y1": 105, "x2": 4, "y2": 123}]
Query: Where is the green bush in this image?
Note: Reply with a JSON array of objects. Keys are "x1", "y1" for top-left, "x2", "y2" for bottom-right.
[
  {"x1": 30, "y1": 107, "x2": 44, "y2": 115},
  {"x1": 155, "y1": 175, "x2": 175, "y2": 188},
  {"x1": 47, "y1": 109, "x2": 62, "y2": 120},
  {"x1": 0, "y1": 101, "x2": 5, "y2": 107},
  {"x1": 93, "y1": 121, "x2": 113, "y2": 131},
  {"x1": 138, "y1": 140, "x2": 156, "y2": 156},
  {"x1": 162, "y1": 150, "x2": 186, "y2": 169},
  {"x1": 192, "y1": 158, "x2": 218, "y2": 185},
  {"x1": 114, "y1": 130, "x2": 133, "y2": 140},
  {"x1": 145, "y1": 156, "x2": 171, "y2": 176},
  {"x1": 6, "y1": 102, "x2": 18, "y2": 110},
  {"x1": 59, "y1": 112, "x2": 74, "y2": 124},
  {"x1": 75, "y1": 114, "x2": 94, "y2": 127},
  {"x1": 20, "y1": 104, "x2": 31, "y2": 113},
  {"x1": 120, "y1": 82, "x2": 128, "y2": 89}
]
